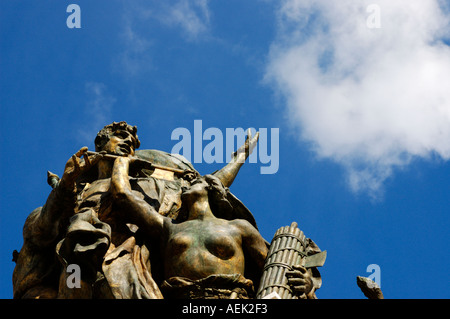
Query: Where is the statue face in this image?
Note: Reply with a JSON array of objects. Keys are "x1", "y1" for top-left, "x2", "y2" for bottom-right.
[
  {"x1": 101, "y1": 129, "x2": 137, "y2": 156},
  {"x1": 181, "y1": 178, "x2": 209, "y2": 200}
]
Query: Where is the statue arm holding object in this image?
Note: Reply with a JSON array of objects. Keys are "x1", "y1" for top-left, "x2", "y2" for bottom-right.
[{"x1": 110, "y1": 156, "x2": 165, "y2": 237}]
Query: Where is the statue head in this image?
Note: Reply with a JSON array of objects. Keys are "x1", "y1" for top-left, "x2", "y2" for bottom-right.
[
  {"x1": 94, "y1": 121, "x2": 141, "y2": 156},
  {"x1": 179, "y1": 174, "x2": 233, "y2": 219},
  {"x1": 205, "y1": 175, "x2": 234, "y2": 216}
]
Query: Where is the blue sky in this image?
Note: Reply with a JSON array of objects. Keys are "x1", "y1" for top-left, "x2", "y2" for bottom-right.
[{"x1": 1, "y1": 0, "x2": 449, "y2": 299}]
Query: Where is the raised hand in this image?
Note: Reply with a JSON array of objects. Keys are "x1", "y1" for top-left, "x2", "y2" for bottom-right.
[
  {"x1": 60, "y1": 147, "x2": 104, "y2": 189},
  {"x1": 232, "y1": 129, "x2": 260, "y2": 163}
]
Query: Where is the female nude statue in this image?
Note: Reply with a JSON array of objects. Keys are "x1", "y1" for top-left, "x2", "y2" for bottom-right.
[{"x1": 110, "y1": 156, "x2": 268, "y2": 298}]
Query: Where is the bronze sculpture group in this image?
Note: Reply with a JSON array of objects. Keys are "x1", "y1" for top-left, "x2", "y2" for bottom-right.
[{"x1": 12, "y1": 121, "x2": 327, "y2": 299}]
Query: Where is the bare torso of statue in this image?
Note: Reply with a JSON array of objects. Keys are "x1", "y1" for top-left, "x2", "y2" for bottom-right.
[{"x1": 163, "y1": 218, "x2": 248, "y2": 280}]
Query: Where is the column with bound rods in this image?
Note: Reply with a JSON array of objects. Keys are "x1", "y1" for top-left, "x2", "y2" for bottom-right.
[{"x1": 256, "y1": 222, "x2": 307, "y2": 299}]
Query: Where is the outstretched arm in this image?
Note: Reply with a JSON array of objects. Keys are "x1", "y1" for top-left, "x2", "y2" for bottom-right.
[
  {"x1": 212, "y1": 129, "x2": 259, "y2": 188},
  {"x1": 110, "y1": 156, "x2": 165, "y2": 237}
]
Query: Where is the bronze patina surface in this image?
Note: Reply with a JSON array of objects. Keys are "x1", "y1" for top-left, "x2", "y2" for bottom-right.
[{"x1": 12, "y1": 122, "x2": 326, "y2": 299}]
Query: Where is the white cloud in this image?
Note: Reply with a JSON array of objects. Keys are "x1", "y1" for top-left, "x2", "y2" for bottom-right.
[
  {"x1": 131, "y1": 0, "x2": 211, "y2": 41},
  {"x1": 77, "y1": 82, "x2": 116, "y2": 146},
  {"x1": 113, "y1": 4, "x2": 154, "y2": 78},
  {"x1": 115, "y1": 1, "x2": 211, "y2": 75},
  {"x1": 265, "y1": 0, "x2": 450, "y2": 197},
  {"x1": 163, "y1": 0, "x2": 211, "y2": 39}
]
